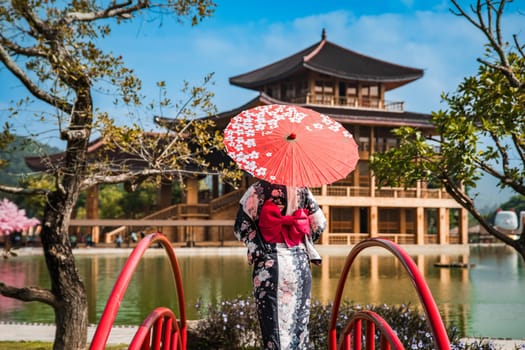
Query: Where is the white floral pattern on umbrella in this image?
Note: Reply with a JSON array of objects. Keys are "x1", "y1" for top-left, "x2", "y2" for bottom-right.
[{"x1": 224, "y1": 104, "x2": 359, "y2": 187}]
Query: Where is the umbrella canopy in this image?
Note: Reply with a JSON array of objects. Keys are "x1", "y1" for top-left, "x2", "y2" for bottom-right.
[{"x1": 224, "y1": 104, "x2": 359, "y2": 187}]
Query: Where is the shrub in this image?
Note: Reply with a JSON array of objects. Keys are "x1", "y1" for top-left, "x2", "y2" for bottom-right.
[
  {"x1": 190, "y1": 297, "x2": 261, "y2": 350},
  {"x1": 188, "y1": 296, "x2": 514, "y2": 350}
]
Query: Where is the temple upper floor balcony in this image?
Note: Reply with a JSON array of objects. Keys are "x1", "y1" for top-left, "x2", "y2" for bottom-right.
[{"x1": 280, "y1": 94, "x2": 405, "y2": 112}]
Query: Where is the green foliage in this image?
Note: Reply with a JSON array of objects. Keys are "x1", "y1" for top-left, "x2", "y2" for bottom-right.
[
  {"x1": 0, "y1": 1, "x2": 220, "y2": 348},
  {"x1": 372, "y1": 47, "x2": 524, "y2": 195},
  {"x1": 370, "y1": 1, "x2": 525, "y2": 253},
  {"x1": 74, "y1": 181, "x2": 182, "y2": 219},
  {"x1": 17, "y1": 175, "x2": 55, "y2": 218},
  {"x1": 500, "y1": 195, "x2": 525, "y2": 213},
  {"x1": 0, "y1": 135, "x2": 61, "y2": 187}
]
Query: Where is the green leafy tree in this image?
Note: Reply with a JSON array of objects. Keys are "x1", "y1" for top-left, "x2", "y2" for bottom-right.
[
  {"x1": 0, "y1": 1, "x2": 227, "y2": 349},
  {"x1": 370, "y1": 0, "x2": 525, "y2": 259}
]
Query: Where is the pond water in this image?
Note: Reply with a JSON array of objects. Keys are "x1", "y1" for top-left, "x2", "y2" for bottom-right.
[{"x1": 0, "y1": 244, "x2": 523, "y2": 339}]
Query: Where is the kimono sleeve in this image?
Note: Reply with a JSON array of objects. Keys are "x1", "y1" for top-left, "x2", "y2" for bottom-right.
[
  {"x1": 304, "y1": 188, "x2": 327, "y2": 242},
  {"x1": 233, "y1": 185, "x2": 261, "y2": 243}
]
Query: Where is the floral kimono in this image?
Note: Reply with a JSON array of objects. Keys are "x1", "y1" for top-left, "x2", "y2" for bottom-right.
[{"x1": 234, "y1": 181, "x2": 326, "y2": 350}]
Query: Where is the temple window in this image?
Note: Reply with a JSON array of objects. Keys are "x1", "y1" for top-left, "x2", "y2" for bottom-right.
[
  {"x1": 338, "y1": 82, "x2": 358, "y2": 106},
  {"x1": 295, "y1": 80, "x2": 308, "y2": 103},
  {"x1": 282, "y1": 81, "x2": 294, "y2": 101},
  {"x1": 265, "y1": 84, "x2": 281, "y2": 99},
  {"x1": 314, "y1": 79, "x2": 334, "y2": 105},
  {"x1": 379, "y1": 208, "x2": 401, "y2": 233},
  {"x1": 361, "y1": 85, "x2": 380, "y2": 108},
  {"x1": 375, "y1": 128, "x2": 399, "y2": 152},
  {"x1": 358, "y1": 161, "x2": 370, "y2": 187},
  {"x1": 357, "y1": 126, "x2": 370, "y2": 152},
  {"x1": 330, "y1": 207, "x2": 355, "y2": 233}
]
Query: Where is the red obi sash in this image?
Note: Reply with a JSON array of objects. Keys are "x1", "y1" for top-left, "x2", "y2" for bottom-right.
[{"x1": 258, "y1": 200, "x2": 310, "y2": 247}]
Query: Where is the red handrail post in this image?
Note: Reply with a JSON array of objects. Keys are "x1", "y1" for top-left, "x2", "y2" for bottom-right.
[
  {"x1": 90, "y1": 233, "x2": 186, "y2": 350},
  {"x1": 328, "y1": 238, "x2": 451, "y2": 350}
]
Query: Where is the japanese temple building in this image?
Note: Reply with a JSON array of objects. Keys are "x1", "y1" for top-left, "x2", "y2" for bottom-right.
[
  {"x1": 158, "y1": 30, "x2": 469, "y2": 246},
  {"x1": 26, "y1": 31, "x2": 469, "y2": 245}
]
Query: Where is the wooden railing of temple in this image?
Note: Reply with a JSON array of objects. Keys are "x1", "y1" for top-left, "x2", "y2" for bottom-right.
[
  {"x1": 285, "y1": 94, "x2": 405, "y2": 112},
  {"x1": 91, "y1": 190, "x2": 243, "y2": 244},
  {"x1": 310, "y1": 185, "x2": 451, "y2": 199},
  {"x1": 101, "y1": 204, "x2": 210, "y2": 243},
  {"x1": 209, "y1": 189, "x2": 244, "y2": 213}
]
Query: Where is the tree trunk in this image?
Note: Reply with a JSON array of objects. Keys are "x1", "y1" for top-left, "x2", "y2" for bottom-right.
[{"x1": 41, "y1": 186, "x2": 89, "y2": 350}]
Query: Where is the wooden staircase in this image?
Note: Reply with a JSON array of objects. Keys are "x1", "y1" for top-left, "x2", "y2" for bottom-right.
[{"x1": 104, "y1": 189, "x2": 243, "y2": 243}]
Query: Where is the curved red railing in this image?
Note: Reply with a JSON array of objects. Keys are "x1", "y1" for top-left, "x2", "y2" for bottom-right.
[
  {"x1": 338, "y1": 310, "x2": 405, "y2": 350},
  {"x1": 129, "y1": 307, "x2": 180, "y2": 350},
  {"x1": 328, "y1": 238, "x2": 451, "y2": 350},
  {"x1": 89, "y1": 233, "x2": 186, "y2": 350}
]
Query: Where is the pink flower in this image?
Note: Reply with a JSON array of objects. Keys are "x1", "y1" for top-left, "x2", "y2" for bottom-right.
[
  {"x1": 264, "y1": 259, "x2": 274, "y2": 268},
  {"x1": 0, "y1": 199, "x2": 40, "y2": 235}
]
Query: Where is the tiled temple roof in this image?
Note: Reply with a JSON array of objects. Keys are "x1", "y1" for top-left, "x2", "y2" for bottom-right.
[{"x1": 229, "y1": 31, "x2": 424, "y2": 91}]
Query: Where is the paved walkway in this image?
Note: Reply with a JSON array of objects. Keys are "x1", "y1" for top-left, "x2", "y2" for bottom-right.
[
  {"x1": 0, "y1": 322, "x2": 136, "y2": 344},
  {"x1": 1, "y1": 322, "x2": 524, "y2": 349}
]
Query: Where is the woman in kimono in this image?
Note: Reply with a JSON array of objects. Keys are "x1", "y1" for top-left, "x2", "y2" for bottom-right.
[{"x1": 234, "y1": 180, "x2": 326, "y2": 350}]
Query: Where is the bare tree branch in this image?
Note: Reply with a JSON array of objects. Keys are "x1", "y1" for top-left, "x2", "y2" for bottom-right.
[
  {"x1": 0, "y1": 282, "x2": 57, "y2": 307},
  {"x1": 441, "y1": 171, "x2": 516, "y2": 245},
  {"x1": 62, "y1": 0, "x2": 147, "y2": 23},
  {"x1": 80, "y1": 168, "x2": 223, "y2": 190},
  {"x1": 0, "y1": 44, "x2": 72, "y2": 112},
  {"x1": 514, "y1": 34, "x2": 525, "y2": 58},
  {"x1": 0, "y1": 183, "x2": 49, "y2": 195},
  {"x1": 0, "y1": 35, "x2": 46, "y2": 57},
  {"x1": 451, "y1": 0, "x2": 523, "y2": 88},
  {"x1": 11, "y1": 0, "x2": 51, "y2": 33}
]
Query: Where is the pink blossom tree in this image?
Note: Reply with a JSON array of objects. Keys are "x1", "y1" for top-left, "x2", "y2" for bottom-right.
[{"x1": 0, "y1": 198, "x2": 40, "y2": 255}]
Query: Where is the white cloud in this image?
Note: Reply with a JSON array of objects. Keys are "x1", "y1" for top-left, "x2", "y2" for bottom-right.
[{"x1": 2, "y1": 4, "x2": 523, "y2": 149}]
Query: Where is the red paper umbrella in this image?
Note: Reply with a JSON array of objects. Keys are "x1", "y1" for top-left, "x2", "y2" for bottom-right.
[{"x1": 223, "y1": 104, "x2": 359, "y2": 187}]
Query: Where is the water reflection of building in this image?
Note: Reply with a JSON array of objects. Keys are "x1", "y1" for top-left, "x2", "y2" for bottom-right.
[
  {"x1": 25, "y1": 30, "x2": 469, "y2": 246},
  {"x1": 313, "y1": 252, "x2": 471, "y2": 335}
]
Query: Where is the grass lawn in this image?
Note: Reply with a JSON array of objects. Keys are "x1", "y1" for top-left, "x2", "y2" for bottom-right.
[{"x1": 0, "y1": 341, "x2": 127, "y2": 349}]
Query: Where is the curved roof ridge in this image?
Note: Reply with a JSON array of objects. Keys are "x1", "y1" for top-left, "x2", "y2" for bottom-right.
[
  {"x1": 323, "y1": 39, "x2": 423, "y2": 73},
  {"x1": 229, "y1": 35, "x2": 424, "y2": 90},
  {"x1": 303, "y1": 37, "x2": 326, "y2": 62},
  {"x1": 229, "y1": 42, "x2": 320, "y2": 86}
]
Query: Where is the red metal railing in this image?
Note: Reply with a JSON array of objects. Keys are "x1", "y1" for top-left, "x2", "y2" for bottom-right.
[
  {"x1": 338, "y1": 310, "x2": 405, "y2": 350},
  {"x1": 129, "y1": 307, "x2": 181, "y2": 350},
  {"x1": 90, "y1": 233, "x2": 186, "y2": 350},
  {"x1": 328, "y1": 238, "x2": 451, "y2": 350},
  {"x1": 90, "y1": 234, "x2": 449, "y2": 349}
]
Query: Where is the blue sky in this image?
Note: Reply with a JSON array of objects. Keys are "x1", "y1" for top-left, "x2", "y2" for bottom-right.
[{"x1": 0, "y1": 0, "x2": 523, "y2": 208}]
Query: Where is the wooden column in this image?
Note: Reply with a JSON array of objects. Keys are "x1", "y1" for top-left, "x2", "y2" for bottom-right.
[
  {"x1": 186, "y1": 178, "x2": 199, "y2": 205},
  {"x1": 353, "y1": 207, "x2": 360, "y2": 234},
  {"x1": 416, "y1": 207, "x2": 425, "y2": 245},
  {"x1": 86, "y1": 185, "x2": 100, "y2": 243},
  {"x1": 321, "y1": 205, "x2": 330, "y2": 245},
  {"x1": 212, "y1": 175, "x2": 219, "y2": 199},
  {"x1": 157, "y1": 180, "x2": 173, "y2": 209},
  {"x1": 438, "y1": 207, "x2": 448, "y2": 244},
  {"x1": 369, "y1": 206, "x2": 378, "y2": 238},
  {"x1": 460, "y1": 208, "x2": 469, "y2": 244},
  {"x1": 400, "y1": 209, "x2": 407, "y2": 234}
]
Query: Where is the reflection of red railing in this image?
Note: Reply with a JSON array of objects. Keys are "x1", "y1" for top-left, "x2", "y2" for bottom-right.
[
  {"x1": 90, "y1": 233, "x2": 186, "y2": 350},
  {"x1": 328, "y1": 238, "x2": 451, "y2": 350}
]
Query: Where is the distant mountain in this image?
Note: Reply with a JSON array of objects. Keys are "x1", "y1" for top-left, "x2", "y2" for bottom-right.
[{"x1": 0, "y1": 135, "x2": 62, "y2": 186}]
